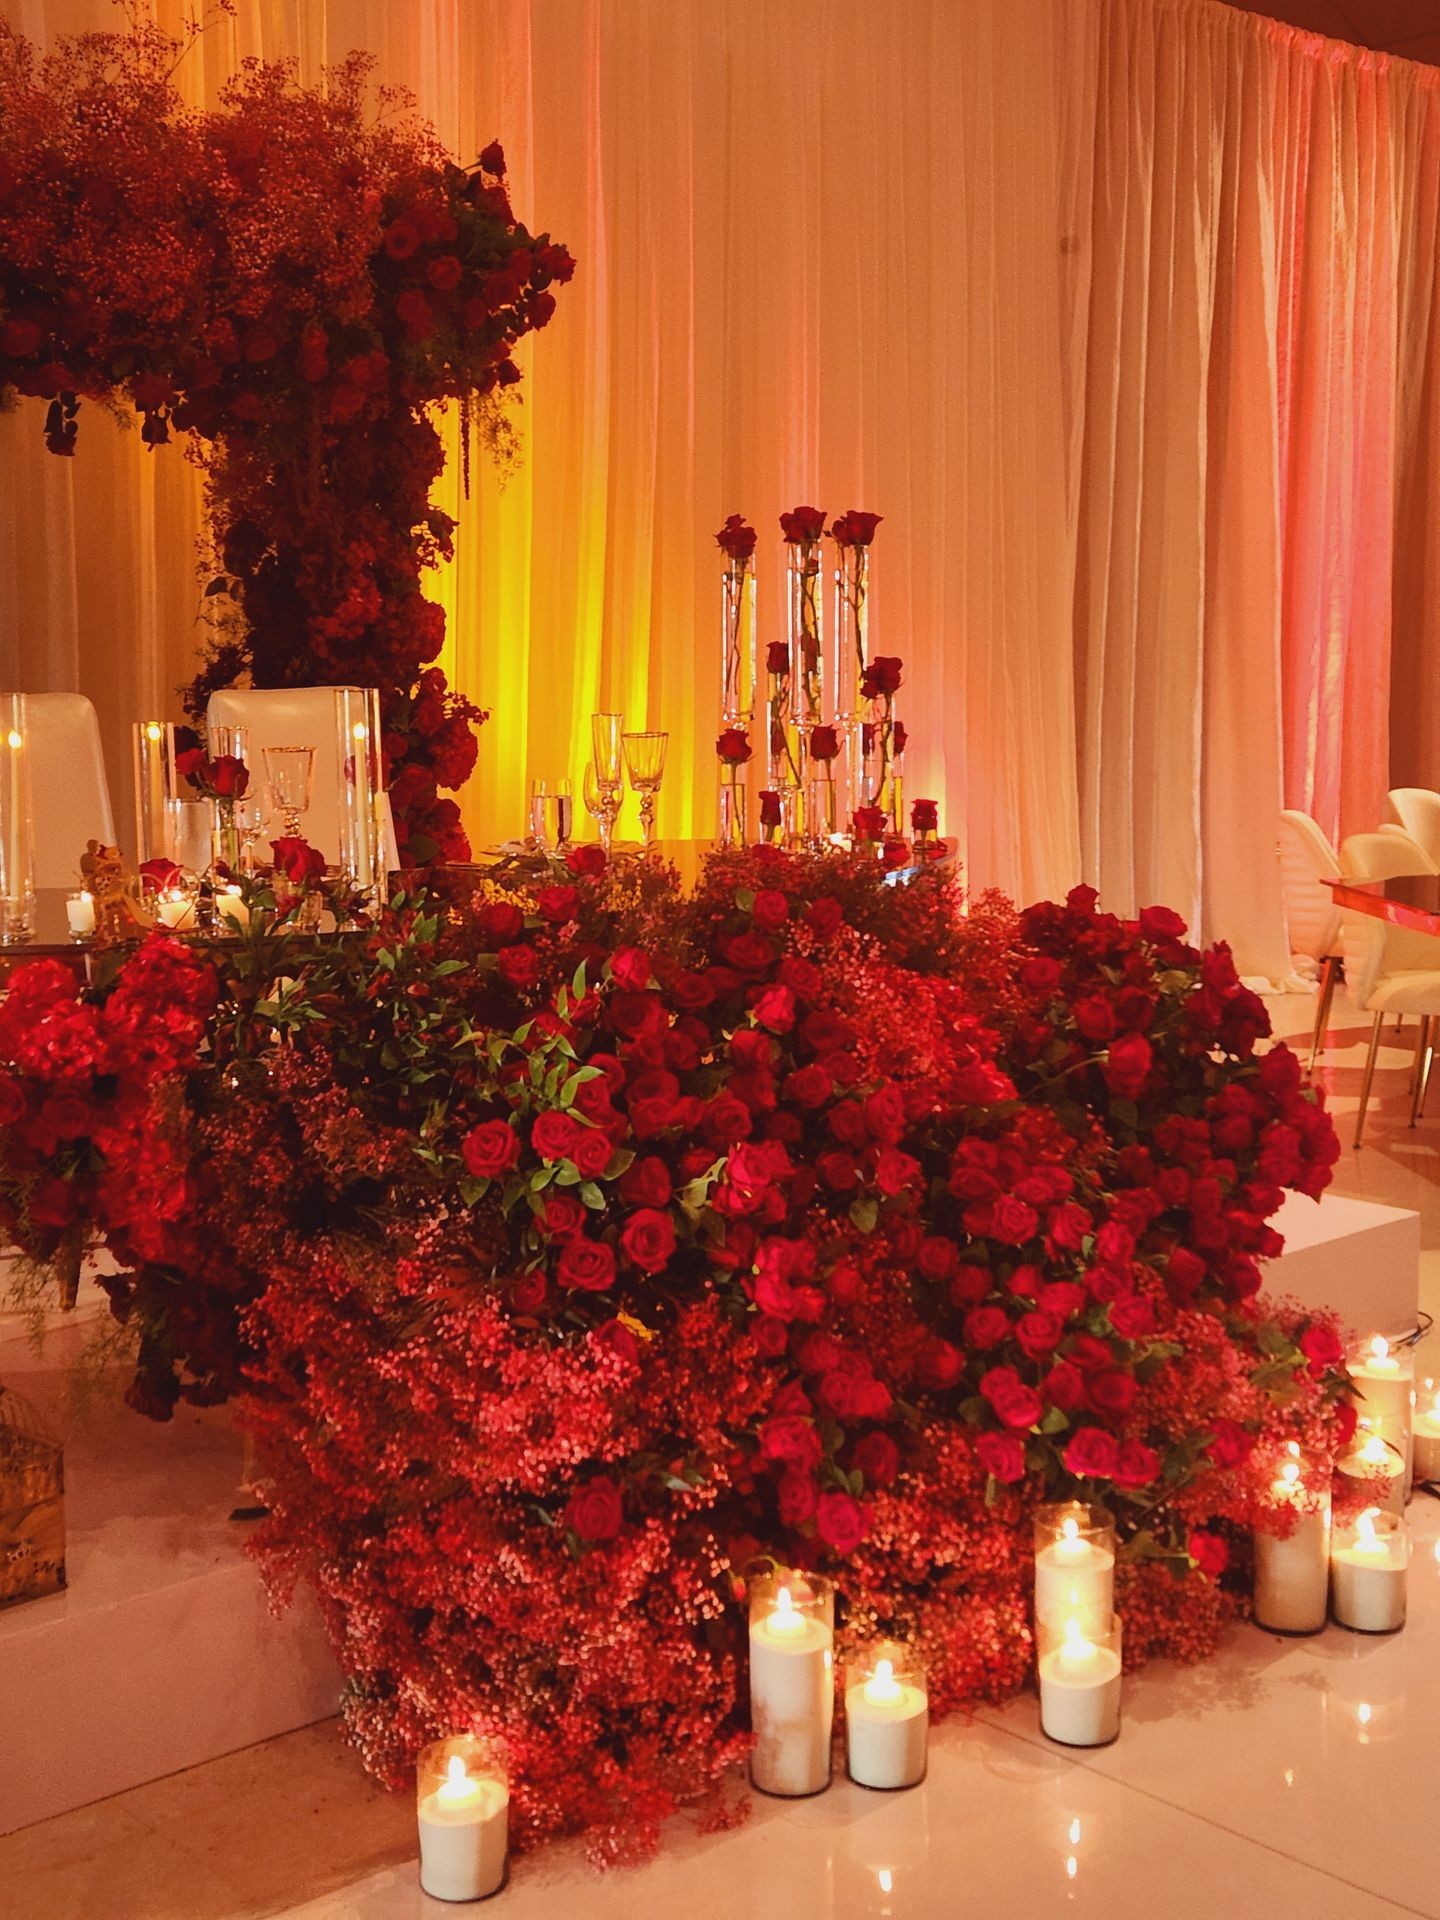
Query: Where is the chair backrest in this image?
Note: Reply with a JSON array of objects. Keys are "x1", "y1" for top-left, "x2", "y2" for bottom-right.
[
  {"x1": 1278, "y1": 810, "x2": 1342, "y2": 960},
  {"x1": 1385, "y1": 789, "x2": 1440, "y2": 864},
  {"x1": 1339, "y1": 830, "x2": 1437, "y2": 883},
  {"x1": 207, "y1": 687, "x2": 398, "y2": 875},
  {"x1": 1340, "y1": 828, "x2": 1440, "y2": 1008},
  {"x1": 19, "y1": 693, "x2": 117, "y2": 889}
]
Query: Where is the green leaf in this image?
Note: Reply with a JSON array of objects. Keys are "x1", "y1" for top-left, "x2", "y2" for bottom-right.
[
  {"x1": 734, "y1": 888, "x2": 756, "y2": 913},
  {"x1": 1039, "y1": 1405, "x2": 1071, "y2": 1435},
  {"x1": 848, "y1": 1196, "x2": 879, "y2": 1235},
  {"x1": 458, "y1": 1175, "x2": 487, "y2": 1207},
  {"x1": 579, "y1": 1181, "x2": 605, "y2": 1209}
]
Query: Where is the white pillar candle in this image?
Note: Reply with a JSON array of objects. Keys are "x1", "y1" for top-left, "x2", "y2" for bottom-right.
[
  {"x1": 1330, "y1": 1508, "x2": 1409, "y2": 1634},
  {"x1": 749, "y1": 1577, "x2": 834, "y2": 1796},
  {"x1": 1350, "y1": 1336, "x2": 1413, "y2": 1489},
  {"x1": 1033, "y1": 1505, "x2": 1115, "y2": 1633},
  {"x1": 66, "y1": 891, "x2": 95, "y2": 937},
  {"x1": 1413, "y1": 1390, "x2": 1440, "y2": 1482},
  {"x1": 845, "y1": 1653, "x2": 928, "y2": 1790},
  {"x1": 1336, "y1": 1430, "x2": 1406, "y2": 1517},
  {"x1": 417, "y1": 1750, "x2": 508, "y2": 1902},
  {"x1": 156, "y1": 889, "x2": 197, "y2": 931},
  {"x1": 1253, "y1": 1455, "x2": 1330, "y2": 1634},
  {"x1": 215, "y1": 885, "x2": 250, "y2": 932},
  {"x1": 1037, "y1": 1617, "x2": 1122, "y2": 1748}
]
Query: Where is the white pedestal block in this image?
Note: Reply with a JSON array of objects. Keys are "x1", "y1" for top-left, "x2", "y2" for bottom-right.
[{"x1": 1261, "y1": 1191, "x2": 1420, "y2": 1341}]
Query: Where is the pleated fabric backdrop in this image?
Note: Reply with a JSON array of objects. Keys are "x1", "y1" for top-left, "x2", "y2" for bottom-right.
[{"x1": 4, "y1": 0, "x2": 1440, "y2": 977}]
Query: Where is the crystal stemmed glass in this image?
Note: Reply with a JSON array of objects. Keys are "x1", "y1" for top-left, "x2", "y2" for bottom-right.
[
  {"x1": 263, "y1": 745, "x2": 315, "y2": 840},
  {"x1": 583, "y1": 764, "x2": 622, "y2": 855},
  {"x1": 590, "y1": 712, "x2": 625, "y2": 851},
  {"x1": 622, "y1": 730, "x2": 668, "y2": 852},
  {"x1": 235, "y1": 795, "x2": 267, "y2": 875}
]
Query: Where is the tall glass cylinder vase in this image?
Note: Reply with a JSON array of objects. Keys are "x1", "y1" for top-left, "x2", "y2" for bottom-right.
[
  {"x1": 335, "y1": 687, "x2": 384, "y2": 908},
  {"x1": 718, "y1": 765, "x2": 747, "y2": 849},
  {"x1": 805, "y1": 767, "x2": 837, "y2": 849},
  {"x1": 0, "y1": 695, "x2": 35, "y2": 944},
  {"x1": 831, "y1": 541, "x2": 869, "y2": 823},
  {"x1": 720, "y1": 557, "x2": 757, "y2": 727},
  {"x1": 863, "y1": 698, "x2": 902, "y2": 824},
  {"x1": 786, "y1": 539, "x2": 825, "y2": 834},
  {"x1": 765, "y1": 644, "x2": 803, "y2": 845},
  {"x1": 133, "y1": 720, "x2": 180, "y2": 867},
  {"x1": 209, "y1": 800, "x2": 241, "y2": 880}
]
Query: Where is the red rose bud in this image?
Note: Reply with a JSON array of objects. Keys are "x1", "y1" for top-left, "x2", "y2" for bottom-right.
[
  {"x1": 717, "y1": 727, "x2": 752, "y2": 764},
  {"x1": 808, "y1": 725, "x2": 840, "y2": 762},
  {"x1": 829, "y1": 510, "x2": 883, "y2": 546},
  {"x1": 860, "y1": 655, "x2": 904, "y2": 700},
  {"x1": 478, "y1": 139, "x2": 507, "y2": 176},
  {"x1": 271, "y1": 836, "x2": 326, "y2": 885},
  {"x1": 779, "y1": 505, "x2": 826, "y2": 544},
  {"x1": 715, "y1": 513, "x2": 757, "y2": 562},
  {"x1": 766, "y1": 642, "x2": 790, "y2": 675},
  {"x1": 853, "y1": 806, "x2": 887, "y2": 843},
  {"x1": 759, "y1": 790, "x2": 783, "y2": 828},
  {"x1": 912, "y1": 798, "x2": 939, "y2": 835},
  {"x1": 882, "y1": 836, "x2": 910, "y2": 870}
]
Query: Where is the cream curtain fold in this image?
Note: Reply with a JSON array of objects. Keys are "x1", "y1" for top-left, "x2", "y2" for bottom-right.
[{"x1": 4, "y1": 0, "x2": 1440, "y2": 978}]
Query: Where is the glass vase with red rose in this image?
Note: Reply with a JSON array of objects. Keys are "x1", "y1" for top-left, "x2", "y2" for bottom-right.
[
  {"x1": 782, "y1": 508, "x2": 826, "y2": 836},
  {"x1": 765, "y1": 640, "x2": 802, "y2": 845},
  {"x1": 716, "y1": 726, "x2": 751, "y2": 850},
  {"x1": 715, "y1": 516, "x2": 758, "y2": 732},
  {"x1": 806, "y1": 724, "x2": 842, "y2": 850},
  {"x1": 829, "y1": 512, "x2": 881, "y2": 822}
]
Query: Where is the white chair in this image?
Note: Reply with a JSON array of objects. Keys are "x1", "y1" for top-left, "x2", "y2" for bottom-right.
[
  {"x1": 207, "y1": 687, "x2": 399, "y2": 878},
  {"x1": 1384, "y1": 789, "x2": 1440, "y2": 867},
  {"x1": 1340, "y1": 830, "x2": 1440, "y2": 1147},
  {"x1": 1278, "y1": 810, "x2": 1346, "y2": 1068},
  {"x1": 20, "y1": 692, "x2": 116, "y2": 889}
]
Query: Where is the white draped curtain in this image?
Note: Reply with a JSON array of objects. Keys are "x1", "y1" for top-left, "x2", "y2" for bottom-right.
[{"x1": 4, "y1": 0, "x2": 1440, "y2": 977}]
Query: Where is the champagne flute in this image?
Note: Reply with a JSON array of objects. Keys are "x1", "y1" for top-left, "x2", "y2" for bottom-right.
[
  {"x1": 584, "y1": 763, "x2": 623, "y2": 855},
  {"x1": 235, "y1": 795, "x2": 267, "y2": 875},
  {"x1": 622, "y1": 730, "x2": 668, "y2": 852},
  {"x1": 591, "y1": 712, "x2": 625, "y2": 850},
  {"x1": 529, "y1": 776, "x2": 574, "y2": 852},
  {"x1": 264, "y1": 745, "x2": 315, "y2": 839}
]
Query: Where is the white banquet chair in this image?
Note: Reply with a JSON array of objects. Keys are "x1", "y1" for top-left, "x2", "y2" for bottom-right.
[
  {"x1": 1278, "y1": 810, "x2": 1346, "y2": 1069},
  {"x1": 207, "y1": 687, "x2": 399, "y2": 879},
  {"x1": 20, "y1": 692, "x2": 116, "y2": 889},
  {"x1": 1340, "y1": 830, "x2": 1440, "y2": 1147},
  {"x1": 1384, "y1": 789, "x2": 1440, "y2": 867}
]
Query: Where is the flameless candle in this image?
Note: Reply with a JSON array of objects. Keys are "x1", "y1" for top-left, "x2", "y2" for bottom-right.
[
  {"x1": 416, "y1": 1740, "x2": 508, "y2": 1902},
  {"x1": 215, "y1": 885, "x2": 250, "y2": 932},
  {"x1": 748, "y1": 1570, "x2": 834, "y2": 1797},
  {"x1": 845, "y1": 1646, "x2": 928, "y2": 1790},
  {"x1": 1350, "y1": 1335, "x2": 1413, "y2": 1489},
  {"x1": 1336, "y1": 1426, "x2": 1406, "y2": 1518},
  {"x1": 1037, "y1": 1615, "x2": 1122, "y2": 1748},
  {"x1": 1253, "y1": 1451, "x2": 1330, "y2": 1634},
  {"x1": 1413, "y1": 1384, "x2": 1440, "y2": 1482},
  {"x1": 1033, "y1": 1502, "x2": 1115, "y2": 1633},
  {"x1": 65, "y1": 891, "x2": 95, "y2": 938},
  {"x1": 1330, "y1": 1507, "x2": 1409, "y2": 1634}
]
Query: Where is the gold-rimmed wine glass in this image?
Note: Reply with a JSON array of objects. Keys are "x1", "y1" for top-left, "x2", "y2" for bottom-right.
[
  {"x1": 583, "y1": 763, "x2": 622, "y2": 855},
  {"x1": 590, "y1": 712, "x2": 625, "y2": 851},
  {"x1": 622, "y1": 730, "x2": 668, "y2": 852},
  {"x1": 264, "y1": 745, "x2": 315, "y2": 840}
]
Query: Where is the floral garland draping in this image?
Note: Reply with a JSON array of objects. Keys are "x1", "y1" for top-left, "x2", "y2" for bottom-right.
[
  {"x1": 0, "y1": 852, "x2": 1351, "y2": 1860},
  {"x1": 0, "y1": 18, "x2": 573, "y2": 860}
]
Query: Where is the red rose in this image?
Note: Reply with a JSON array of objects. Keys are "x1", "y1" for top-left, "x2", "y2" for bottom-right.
[
  {"x1": 860, "y1": 655, "x2": 903, "y2": 699},
  {"x1": 874, "y1": 1148, "x2": 919, "y2": 1197},
  {"x1": 558, "y1": 1237, "x2": 617, "y2": 1292},
  {"x1": 1205, "y1": 1418, "x2": 1254, "y2": 1469},
  {"x1": 853, "y1": 1431, "x2": 900, "y2": 1488},
  {"x1": 536, "y1": 885, "x2": 579, "y2": 924},
  {"x1": 717, "y1": 726, "x2": 752, "y2": 765},
  {"x1": 570, "y1": 1129, "x2": 614, "y2": 1179},
  {"x1": 1086, "y1": 1369, "x2": 1137, "y2": 1419},
  {"x1": 1107, "y1": 1296, "x2": 1156, "y2": 1341},
  {"x1": 829, "y1": 510, "x2": 883, "y2": 547},
  {"x1": 383, "y1": 218, "x2": 421, "y2": 258},
  {"x1": 428, "y1": 253, "x2": 463, "y2": 291},
  {"x1": 1298, "y1": 1324, "x2": 1344, "y2": 1375},
  {"x1": 1189, "y1": 1529, "x2": 1229, "y2": 1579},
  {"x1": 565, "y1": 1474, "x2": 623, "y2": 1542},
  {"x1": 497, "y1": 945, "x2": 541, "y2": 992},
  {"x1": 566, "y1": 843, "x2": 607, "y2": 878},
  {"x1": 715, "y1": 514, "x2": 757, "y2": 562},
  {"x1": 1073, "y1": 995, "x2": 1117, "y2": 1043},
  {"x1": 807, "y1": 896, "x2": 844, "y2": 936},
  {"x1": 964, "y1": 1306, "x2": 1011, "y2": 1349},
  {"x1": 27, "y1": 1176, "x2": 74, "y2": 1229},
  {"x1": 777, "y1": 1471, "x2": 819, "y2": 1526},
  {"x1": 976, "y1": 1430, "x2": 1026, "y2": 1483},
  {"x1": 759, "y1": 789, "x2": 783, "y2": 828},
  {"x1": 1015, "y1": 1309, "x2": 1064, "y2": 1359},
  {"x1": 1139, "y1": 904, "x2": 1188, "y2": 943},
  {"x1": 1104, "y1": 1032, "x2": 1153, "y2": 1099},
  {"x1": 818, "y1": 1151, "x2": 859, "y2": 1193},
  {"x1": 1111, "y1": 1440, "x2": 1161, "y2": 1488},
  {"x1": 462, "y1": 1119, "x2": 520, "y2": 1180},
  {"x1": 540, "y1": 1193, "x2": 586, "y2": 1237},
  {"x1": 510, "y1": 1271, "x2": 549, "y2": 1315},
  {"x1": 479, "y1": 901, "x2": 525, "y2": 945},
  {"x1": 994, "y1": 1383, "x2": 1043, "y2": 1430},
  {"x1": 2, "y1": 318, "x2": 41, "y2": 358},
  {"x1": 620, "y1": 1207, "x2": 676, "y2": 1272},
  {"x1": 911, "y1": 798, "x2": 939, "y2": 835},
  {"x1": 752, "y1": 888, "x2": 790, "y2": 931},
  {"x1": 853, "y1": 806, "x2": 887, "y2": 843},
  {"x1": 0, "y1": 1076, "x2": 26, "y2": 1128},
  {"x1": 815, "y1": 1489, "x2": 868, "y2": 1553},
  {"x1": 780, "y1": 505, "x2": 826, "y2": 544},
  {"x1": 919, "y1": 1337, "x2": 964, "y2": 1390},
  {"x1": 1064, "y1": 1427, "x2": 1120, "y2": 1479},
  {"x1": 270, "y1": 836, "x2": 325, "y2": 885},
  {"x1": 208, "y1": 754, "x2": 249, "y2": 799},
  {"x1": 809, "y1": 725, "x2": 840, "y2": 762},
  {"x1": 991, "y1": 1195, "x2": 1039, "y2": 1245},
  {"x1": 532, "y1": 1111, "x2": 581, "y2": 1161},
  {"x1": 1042, "y1": 1361, "x2": 1086, "y2": 1411},
  {"x1": 753, "y1": 985, "x2": 796, "y2": 1033},
  {"x1": 479, "y1": 139, "x2": 507, "y2": 175},
  {"x1": 610, "y1": 947, "x2": 653, "y2": 991}
]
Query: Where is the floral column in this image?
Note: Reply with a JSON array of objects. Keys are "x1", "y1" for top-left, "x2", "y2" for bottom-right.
[
  {"x1": 829, "y1": 511, "x2": 882, "y2": 827},
  {"x1": 781, "y1": 506, "x2": 826, "y2": 840}
]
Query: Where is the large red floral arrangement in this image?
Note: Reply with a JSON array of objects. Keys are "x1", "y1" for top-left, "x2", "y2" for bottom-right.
[
  {"x1": 0, "y1": 18, "x2": 573, "y2": 860},
  {"x1": 0, "y1": 854, "x2": 1350, "y2": 1860}
]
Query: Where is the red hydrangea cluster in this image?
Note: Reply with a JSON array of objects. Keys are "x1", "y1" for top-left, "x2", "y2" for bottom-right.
[
  {"x1": 0, "y1": 21, "x2": 571, "y2": 862},
  {"x1": 0, "y1": 852, "x2": 1350, "y2": 1859}
]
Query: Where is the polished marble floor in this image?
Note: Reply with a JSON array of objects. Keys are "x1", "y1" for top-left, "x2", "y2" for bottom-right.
[{"x1": 5, "y1": 999, "x2": 1440, "y2": 1920}]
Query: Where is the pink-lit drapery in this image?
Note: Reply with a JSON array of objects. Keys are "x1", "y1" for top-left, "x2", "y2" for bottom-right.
[{"x1": 4, "y1": 0, "x2": 1440, "y2": 975}]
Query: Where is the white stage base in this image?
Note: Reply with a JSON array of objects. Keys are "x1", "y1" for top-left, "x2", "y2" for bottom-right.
[
  {"x1": 1262, "y1": 1189, "x2": 1420, "y2": 1340},
  {"x1": 0, "y1": 1307, "x2": 337, "y2": 1834}
]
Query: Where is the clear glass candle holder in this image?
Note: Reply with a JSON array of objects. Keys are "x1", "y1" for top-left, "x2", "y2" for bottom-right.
[
  {"x1": 1330, "y1": 1507, "x2": 1409, "y2": 1635},
  {"x1": 415, "y1": 1735, "x2": 509, "y2": 1903},
  {"x1": 151, "y1": 869, "x2": 203, "y2": 933},
  {"x1": 65, "y1": 890, "x2": 96, "y2": 942},
  {"x1": 845, "y1": 1641, "x2": 928, "y2": 1791},
  {"x1": 1037, "y1": 1613, "x2": 1122, "y2": 1748},
  {"x1": 748, "y1": 1567, "x2": 834, "y2": 1798},
  {"x1": 1032, "y1": 1501, "x2": 1116, "y2": 1634},
  {"x1": 1253, "y1": 1444, "x2": 1331, "y2": 1634}
]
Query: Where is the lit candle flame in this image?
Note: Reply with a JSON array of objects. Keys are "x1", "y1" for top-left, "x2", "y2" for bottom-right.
[
  {"x1": 770, "y1": 1585, "x2": 804, "y2": 1636},
  {"x1": 6, "y1": 730, "x2": 21, "y2": 750},
  {"x1": 863, "y1": 1656, "x2": 903, "y2": 1706},
  {"x1": 145, "y1": 722, "x2": 162, "y2": 742},
  {"x1": 1370, "y1": 1335, "x2": 1390, "y2": 1361},
  {"x1": 1059, "y1": 1617, "x2": 1098, "y2": 1668}
]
